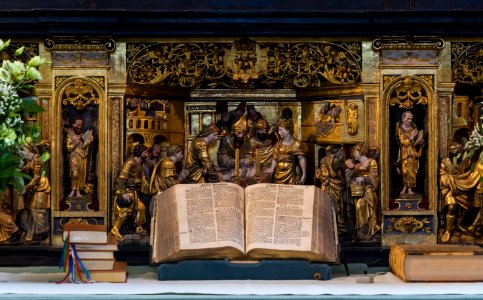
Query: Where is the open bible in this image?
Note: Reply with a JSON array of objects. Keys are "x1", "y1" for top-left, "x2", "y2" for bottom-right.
[{"x1": 151, "y1": 183, "x2": 338, "y2": 264}]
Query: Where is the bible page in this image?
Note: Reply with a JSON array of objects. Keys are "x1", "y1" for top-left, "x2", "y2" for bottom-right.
[
  {"x1": 176, "y1": 182, "x2": 245, "y2": 252},
  {"x1": 245, "y1": 184, "x2": 315, "y2": 252}
]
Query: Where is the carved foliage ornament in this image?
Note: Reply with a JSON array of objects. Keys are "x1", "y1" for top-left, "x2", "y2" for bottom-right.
[
  {"x1": 62, "y1": 78, "x2": 100, "y2": 110},
  {"x1": 126, "y1": 39, "x2": 361, "y2": 88},
  {"x1": 387, "y1": 216, "x2": 431, "y2": 234},
  {"x1": 452, "y1": 42, "x2": 483, "y2": 84},
  {"x1": 389, "y1": 77, "x2": 428, "y2": 109}
]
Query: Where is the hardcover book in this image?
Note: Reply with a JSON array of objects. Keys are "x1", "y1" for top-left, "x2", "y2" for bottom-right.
[
  {"x1": 151, "y1": 183, "x2": 338, "y2": 264},
  {"x1": 76, "y1": 250, "x2": 115, "y2": 260},
  {"x1": 62, "y1": 224, "x2": 108, "y2": 244},
  {"x1": 82, "y1": 261, "x2": 128, "y2": 283},
  {"x1": 390, "y1": 243, "x2": 483, "y2": 282}
]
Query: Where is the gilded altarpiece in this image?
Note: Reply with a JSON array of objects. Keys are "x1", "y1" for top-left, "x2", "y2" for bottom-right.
[
  {"x1": 374, "y1": 38, "x2": 444, "y2": 246},
  {"x1": 3, "y1": 34, "x2": 483, "y2": 255}
]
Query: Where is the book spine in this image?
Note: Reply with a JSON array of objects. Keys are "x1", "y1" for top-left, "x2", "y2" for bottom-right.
[{"x1": 389, "y1": 245, "x2": 407, "y2": 282}]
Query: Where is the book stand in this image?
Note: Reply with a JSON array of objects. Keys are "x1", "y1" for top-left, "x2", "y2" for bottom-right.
[{"x1": 157, "y1": 260, "x2": 332, "y2": 280}]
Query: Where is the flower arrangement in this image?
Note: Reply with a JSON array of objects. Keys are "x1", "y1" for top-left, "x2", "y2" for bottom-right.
[
  {"x1": 465, "y1": 116, "x2": 483, "y2": 156},
  {"x1": 0, "y1": 39, "x2": 47, "y2": 192}
]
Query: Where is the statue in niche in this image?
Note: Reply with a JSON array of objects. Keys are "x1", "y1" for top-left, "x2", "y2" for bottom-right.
[
  {"x1": 315, "y1": 145, "x2": 346, "y2": 228},
  {"x1": 111, "y1": 144, "x2": 151, "y2": 242},
  {"x1": 345, "y1": 143, "x2": 380, "y2": 241},
  {"x1": 65, "y1": 117, "x2": 95, "y2": 198},
  {"x1": 16, "y1": 141, "x2": 51, "y2": 242},
  {"x1": 183, "y1": 123, "x2": 222, "y2": 184},
  {"x1": 395, "y1": 111, "x2": 424, "y2": 195},
  {"x1": 266, "y1": 117, "x2": 307, "y2": 185}
]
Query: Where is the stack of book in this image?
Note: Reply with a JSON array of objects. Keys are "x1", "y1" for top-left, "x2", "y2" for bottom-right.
[{"x1": 62, "y1": 224, "x2": 127, "y2": 283}]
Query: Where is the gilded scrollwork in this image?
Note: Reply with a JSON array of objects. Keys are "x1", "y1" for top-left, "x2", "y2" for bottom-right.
[
  {"x1": 55, "y1": 76, "x2": 71, "y2": 89},
  {"x1": 389, "y1": 77, "x2": 428, "y2": 109},
  {"x1": 383, "y1": 75, "x2": 398, "y2": 90},
  {"x1": 126, "y1": 40, "x2": 361, "y2": 88},
  {"x1": 387, "y1": 216, "x2": 431, "y2": 234},
  {"x1": 62, "y1": 78, "x2": 100, "y2": 110},
  {"x1": 452, "y1": 42, "x2": 483, "y2": 84},
  {"x1": 90, "y1": 76, "x2": 105, "y2": 89},
  {"x1": 418, "y1": 75, "x2": 434, "y2": 89}
]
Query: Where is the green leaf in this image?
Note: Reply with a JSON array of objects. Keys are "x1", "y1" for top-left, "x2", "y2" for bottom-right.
[
  {"x1": 27, "y1": 56, "x2": 46, "y2": 68},
  {"x1": 0, "y1": 179, "x2": 7, "y2": 192},
  {"x1": 26, "y1": 67, "x2": 42, "y2": 81},
  {"x1": 0, "y1": 68, "x2": 10, "y2": 82},
  {"x1": 40, "y1": 151, "x2": 50, "y2": 162},
  {"x1": 21, "y1": 97, "x2": 44, "y2": 113},
  {"x1": 11, "y1": 61, "x2": 26, "y2": 78},
  {"x1": 11, "y1": 174, "x2": 25, "y2": 192},
  {"x1": 13, "y1": 46, "x2": 24, "y2": 57}
]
